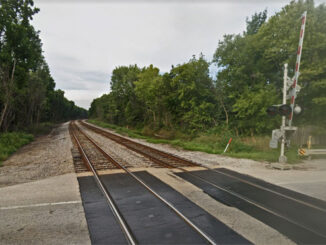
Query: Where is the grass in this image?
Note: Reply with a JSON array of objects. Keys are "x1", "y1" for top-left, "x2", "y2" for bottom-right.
[
  {"x1": 0, "y1": 121, "x2": 66, "y2": 166},
  {"x1": 0, "y1": 132, "x2": 34, "y2": 166},
  {"x1": 88, "y1": 119, "x2": 147, "y2": 139},
  {"x1": 88, "y1": 119, "x2": 301, "y2": 164}
]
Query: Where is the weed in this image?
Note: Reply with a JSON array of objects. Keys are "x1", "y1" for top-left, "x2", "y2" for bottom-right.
[
  {"x1": 88, "y1": 119, "x2": 301, "y2": 164},
  {"x1": 0, "y1": 132, "x2": 34, "y2": 165}
]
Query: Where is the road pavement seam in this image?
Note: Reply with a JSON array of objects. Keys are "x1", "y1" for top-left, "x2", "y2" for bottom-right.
[{"x1": 0, "y1": 200, "x2": 81, "y2": 210}]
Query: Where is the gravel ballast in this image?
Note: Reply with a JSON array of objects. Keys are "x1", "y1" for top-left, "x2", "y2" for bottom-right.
[
  {"x1": 0, "y1": 122, "x2": 74, "y2": 187},
  {"x1": 77, "y1": 121, "x2": 159, "y2": 168}
]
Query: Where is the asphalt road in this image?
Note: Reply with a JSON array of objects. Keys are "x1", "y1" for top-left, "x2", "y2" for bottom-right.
[
  {"x1": 177, "y1": 169, "x2": 326, "y2": 245},
  {"x1": 0, "y1": 174, "x2": 90, "y2": 244}
]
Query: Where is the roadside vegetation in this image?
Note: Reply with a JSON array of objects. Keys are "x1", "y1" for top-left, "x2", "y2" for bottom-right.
[
  {"x1": 0, "y1": 1, "x2": 88, "y2": 134},
  {"x1": 89, "y1": 119, "x2": 300, "y2": 163},
  {"x1": 89, "y1": 1, "x2": 325, "y2": 164},
  {"x1": 0, "y1": 1, "x2": 88, "y2": 162},
  {"x1": 0, "y1": 132, "x2": 34, "y2": 166}
]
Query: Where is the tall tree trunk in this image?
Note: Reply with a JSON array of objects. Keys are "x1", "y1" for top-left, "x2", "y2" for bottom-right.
[
  {"x1": 164, "y1": 112, "x2": 169, "y2": 127},
  {"x1": 219, "y1": 96, "x2": 229, "y2": 126},
  {"x1": 0, "y1": 60, "x2": 16, "y2": 130},
  {"x1": 0, "y1": 102, "x2": 9, "y2": 130},
  {"x1": 235, "y1": 128, "x2": 239, "y2": 137},
  {"x1": 36, "y1": 107, "x2": 41, "y2": 126},
  {"x1": 3, "y1": 106, "x2": 14, "y2": 132}
]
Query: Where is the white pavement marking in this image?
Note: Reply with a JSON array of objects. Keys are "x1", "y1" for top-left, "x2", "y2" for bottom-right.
[{"x1": 0, "y1": 200, "x2": 82, "y2": 210}]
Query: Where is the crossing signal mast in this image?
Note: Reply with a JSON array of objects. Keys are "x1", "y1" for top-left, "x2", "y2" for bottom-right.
[{"x1": 267, "y1": 11, "x2": 307, "y2": 163}]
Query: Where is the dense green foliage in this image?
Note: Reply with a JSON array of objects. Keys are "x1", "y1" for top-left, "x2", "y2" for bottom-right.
[
  {"x1": 90, "y1": 0, "x2": 325, "y2": 136},
  {"x1": 90, "y1": 55, "x2": 219, "y2": 132},
  {"x1": 0, "y1": 132, "x2": 33, "y2": 164},
  {"x1": 0, "y1": 0, "x2": 87, "y2": 132},
  {"x1": 214, "y1": 0, "x2": 326, "y2": 133},
  {"x1": 89, "y1": 119, "x2": 301, "y2": 163}
]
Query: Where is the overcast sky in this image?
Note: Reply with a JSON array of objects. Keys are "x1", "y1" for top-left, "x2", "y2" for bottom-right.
[{"x1": 32, "y1": 0, "x2": 324, "y2": 109}]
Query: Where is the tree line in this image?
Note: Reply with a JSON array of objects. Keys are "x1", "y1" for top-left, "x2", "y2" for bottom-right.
[
  {"x1": 0, "y1": 0, "x2": 87, "y2": 132},
  {"x1": 91, "y1": 0, "x2": 325, "y2": 135}
]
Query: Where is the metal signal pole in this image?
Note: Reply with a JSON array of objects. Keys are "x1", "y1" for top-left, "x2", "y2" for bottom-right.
[
  {"x1": 279, "y1": 64, "x2": 288, "y2": 163},
  {"x1": 269, "y1": 12, "x2": 307, "y2": 163},
  {"x1": 289, "y1": 11, "x2": 307, "y2": 126}
]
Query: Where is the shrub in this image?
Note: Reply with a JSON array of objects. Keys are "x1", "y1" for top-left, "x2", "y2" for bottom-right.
[{"x1": 0, "y1": 132, "x2": 34, "y2": 164}]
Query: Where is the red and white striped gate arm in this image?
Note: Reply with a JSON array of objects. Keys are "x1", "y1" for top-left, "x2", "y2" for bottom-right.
[{"x1": 289, "y1": 11, "x2": 307, "y2": 126}]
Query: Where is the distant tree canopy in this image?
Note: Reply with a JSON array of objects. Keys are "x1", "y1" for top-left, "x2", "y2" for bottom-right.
[
  {"x1": 90, "y1": 56, "x2": 223, "y2": 132},
  {"x1": 91, "y1": 0, "x2": 326, "y2": 135},
  {"x1": 0, "y1": 0, "x2": 87, "y2": 132}
]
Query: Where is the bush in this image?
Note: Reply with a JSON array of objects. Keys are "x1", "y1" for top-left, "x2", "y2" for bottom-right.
[
  {"x1": 141, "y1": 126, "x2": 155, "y2": 137},
  {"x1": 193, "y1": 129, "x2": 254, "y2": 153},
  {"x1": 0, "y1": 132, "x2": 34, "y2": 165},
  {"x1": 88, "y1": 119, "x2": 300, "y2": 163},
  {"x1": 28, "y1": 122, "x2": 55, "y2": 136}
]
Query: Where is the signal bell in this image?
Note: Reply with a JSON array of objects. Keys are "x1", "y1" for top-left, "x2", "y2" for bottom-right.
[{"x1": 266, "y1": 104, "x2": 292, "y2": 116}]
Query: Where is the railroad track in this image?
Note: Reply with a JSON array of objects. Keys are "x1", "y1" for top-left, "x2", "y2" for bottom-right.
[
  {"x1": 79, "y1": 120, "x2": 326, "y2": 244},
  {"x1": 69, "y1": 121, "x2": 217, "y2": 244},
  {"x1": 79, "y1": 120, "x2": 198, "y2": 168}
]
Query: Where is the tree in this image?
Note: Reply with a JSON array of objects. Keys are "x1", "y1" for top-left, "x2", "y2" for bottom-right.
[
  {"x1": 213, "y1": 0, "x2": 326, "y2": 133},
  {"x1": 0, "y1": 0, "x2": 87, "y2": 132},
  {"x1": 90, "y1": 0, "x2": 326, "y2": 135},
  {"x1": 246, "y1": 9, "x2": 267, "y2": 35},
  {"x1": 167, "y1": 55, "x2": 218, "y2": 131},
  {"x1": 110, "y1": 65, "x2": 143, "y2": 125},
  {"x1": 134, "y1": 65, "x2": 163, "y2": 126},
  {"x1": 0, "y1": 0, "x2": 42, "y2": 130}
]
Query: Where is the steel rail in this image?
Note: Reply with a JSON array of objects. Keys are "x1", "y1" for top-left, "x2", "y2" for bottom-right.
[
  {"x1": 177, "y1": 167, "x2": 326, "y2": 239},
  {"x1": 79, "y1": 121, "x2": 326, "y2": 238},
  {"x1": 80, "y1": 121, "x2": 326, "y2": 238},
  {"x1": 70, "y1": 123, "x2": 137, "y2": 245},
  {"x1": 81, "y1": 120, "x2": 326, "y2": 213},
  {"x1": 73, "y1": 122, "x2": 216, "y2": 245},
  {"x1": 208, "y1": 167, "x2": 326, "y2": 213},
  {"x1": 80, "y1": 121, "x2": 197, "y2": 167},
  {"x1": 78, "y1": 121, "x2": 326, "y2": 239},
  {"x1": 79, "y1": 122, "x2": 325, "y2": 238}
]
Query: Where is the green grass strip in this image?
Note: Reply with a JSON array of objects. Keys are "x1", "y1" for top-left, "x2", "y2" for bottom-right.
[
  {"x1": 87, "y1": 119, "x2": 301, "y2": 164},
  {"x1": 0, "y1": 132, "x2": 34, "y2": 166}
]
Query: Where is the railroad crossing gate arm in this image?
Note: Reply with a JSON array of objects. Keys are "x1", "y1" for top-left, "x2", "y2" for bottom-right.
[{"x1": 299, "y1": 149, "x2": 326, "y2": 156}]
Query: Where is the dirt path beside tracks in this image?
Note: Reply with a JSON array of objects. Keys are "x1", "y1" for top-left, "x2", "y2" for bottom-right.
[{"x1": 0, "y1": 122, "x2": 74, "y2": 188}]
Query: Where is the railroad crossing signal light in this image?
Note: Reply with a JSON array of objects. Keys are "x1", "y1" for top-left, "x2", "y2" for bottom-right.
[
  {"x1": 266, "y1": 106, "x2": 278, "y2": 116},
  {"x1": 266, "y1": 104, "x2": 292, "y2": 116},
  {"x1": 279, "y1": 104, "x2": 292, "y2": 116}
]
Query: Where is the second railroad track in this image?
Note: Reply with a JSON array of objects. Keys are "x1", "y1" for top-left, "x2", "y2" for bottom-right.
[{"x1": 77, "y1": 120, "x2": 326, "y2": 244}]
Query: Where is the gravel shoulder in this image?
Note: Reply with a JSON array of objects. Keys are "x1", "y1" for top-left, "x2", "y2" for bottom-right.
[
  {"x1": 0, "y1": 122, "x2": 91, "y2": 245},
  {"x1": 0, "y1": 122, "x2": 74, "y2": 187}
]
